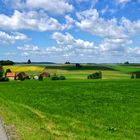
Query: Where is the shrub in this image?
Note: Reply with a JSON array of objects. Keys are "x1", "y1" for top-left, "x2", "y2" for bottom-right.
[
  {"x1": 26, "y1": 75, "x2": 31, "y2": 80},
  {"x1": 59, "y1": 76, "x2": 66, "y2": 80},
  {"x1": 76, "y1": 63, "x2": 81, "y2": 69},
  {"x1": 0, "y1": 65, "x2": 3, "y2": 77},
  {"x1": 0, "y1": 77, "x2": 9, "y2": 82},
  {"x1": 88, "y1": 71, "x2": 102, "y2": 79},
  {"x1": 5, "y1": 68, "x2": 12, "y2": 76},
  {"x1": 136, "y1": 72, "x2": 140, "y2": 79},
  {"x1": 51, "y1": 74, "x2": 59, "y2": 80},
  {"x1": 51, "y1": 74, "x2": 66, "y2": 80},
  {"x1": 131, "y1": 73, "x2": 135, "y2": 79},
  {"x1": 38, "y1": 75, "x2": 43, "y2": 81}
]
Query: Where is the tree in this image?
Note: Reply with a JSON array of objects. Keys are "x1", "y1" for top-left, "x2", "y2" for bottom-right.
[
  {"x1": 75, "y1": 63, "x2": 81, "y2": 68},
  {"x1": 0, "y1": 65, "x2": 4, "y2": 77},
  {"x1": 131, "y1": 73, "x2": 135, "y2": 79},
  {"x1": 27, "y1": 59, "x2": 31, "y2": 64},
  {"x1": 5, "y1": 68, "x2": 11, "y2": 77},
  {"x1": 124, "y1": 61, "x2": 129, "y2": 64},
  {"x1": 65, "y1": 61, "x2": 70, "y2": 64},
  {"x1": 0, "y1": 60, "x2": 14, "y2": 65},
  {"x1": 87, "y1": 71, "x2": 102, "y2": 79}
]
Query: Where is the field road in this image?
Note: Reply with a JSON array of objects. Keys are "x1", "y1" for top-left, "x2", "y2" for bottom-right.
[{"x1": 0, "y1": 120, "x2": 9, "y2": 140}]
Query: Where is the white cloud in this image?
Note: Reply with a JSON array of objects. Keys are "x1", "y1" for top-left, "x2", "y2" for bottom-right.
[
  {"x1": 0, "y1": 10, "x2": 72, "y2": 31},
  {"x1": 17, "y1": 32, "x2": 140, "y2": 62},
  {"x1": 52, "y1": 32, "x2": 75, "y2": 45},
  {"x1": 121, "y1": 17, "x2": 140, "y2": 35},
  {"x1": 76, "y1": 9, "x2": 126, "y2": 39},
  {"x1": 100, "y1": 37, "x2": 132, "y2": 54},
  {"x1": 4, "y1": 0, "x2": 74, "y2": 15},
  {"x1": 101, "y1": 5, "x2": 116, "y2": 15},
  {"x1": 116, "y1": 0, "x2": 131, "y2": 4},
  {"x1": 127, "y1": 47, "x2": 140, "y2": 57},
  {"x1": 52, "y1": 32, "x2": 97, "y2": 50},
  {"x1": 18, "y1": 32, "x2": 98, "y2": 57},
  {"x1": 0, "y1": 31, "x2": 28, "y2": 45}
]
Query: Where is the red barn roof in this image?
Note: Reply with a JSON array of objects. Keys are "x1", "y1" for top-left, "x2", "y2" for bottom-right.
[{"x1": 6, "y1": 72, "x2": 16, "y2": 77}]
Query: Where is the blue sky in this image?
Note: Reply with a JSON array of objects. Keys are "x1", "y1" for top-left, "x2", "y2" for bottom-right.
[{"x1": 0, "y1": 0, "x2": 140, "y2": 63}]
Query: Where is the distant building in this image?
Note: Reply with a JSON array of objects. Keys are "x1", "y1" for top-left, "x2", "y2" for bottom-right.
[
  {"x1": 40, "y1": 72, "x2": 50, "y2": 78},
  {"x1": 6, "y1": 72, "x2": 16, "y2": 80},
  {"x1": 6, "y1": 72, "x2": 26, "y2": 80}
]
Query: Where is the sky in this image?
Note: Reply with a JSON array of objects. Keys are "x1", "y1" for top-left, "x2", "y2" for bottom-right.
[{"x1": 0, "y1": 0, "x2": 140, "y2": 63}]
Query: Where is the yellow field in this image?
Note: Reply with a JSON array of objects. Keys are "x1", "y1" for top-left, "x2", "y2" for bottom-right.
[{"x1": 4, "y1": 65, "x2": 44, "y2": 72}]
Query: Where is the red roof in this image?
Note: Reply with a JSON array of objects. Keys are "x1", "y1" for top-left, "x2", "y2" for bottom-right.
[{"x1": 6, "y1": 72, "x2": 16, "y2": 77}]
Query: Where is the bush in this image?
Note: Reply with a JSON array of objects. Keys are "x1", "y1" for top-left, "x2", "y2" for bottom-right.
[
  {"x1": 76, "y1": 63, "x2": 81, "y2": 69},
  {"x1": 0, "y1": 77, "x2": 9, "y2": 82},
  {"x1": 25, "y1": 75, "x2": 31, "y2": 80},
  {"x1": 131, "y1": 73, "x2": 135, "y2": 79},
  {"x1": 5, "y1": 68, "x2": 12, "y2": 76},
  {"x1": 136, "y1": 72, "x2": 140, "y2": 79},
  {"x1": 51, "y1": 74, "x2": 66, "y2": 80},
  {"x1": 38, "y1": 75, "x2": 43, "y2": 81},
  {"x1": 51, "y1": 74, "x2": 59, "y2": 80},
  {"x1": 59, "y1": 75, "x2": 66, "y2": 80},
  {"x1": 88, "y1": 71, "x2": 102, "y2": 79}
]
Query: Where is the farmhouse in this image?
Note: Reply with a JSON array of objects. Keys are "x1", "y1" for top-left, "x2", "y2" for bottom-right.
[
  {"x1": 6, "y1": 72, "x2": 16, "y2": 80},
  {"x1": 40, "y1": 72, "x2": 50, "y2": 77},
  {"x1": 6, "y1": 72, "x2": 26, "y2": 80}
]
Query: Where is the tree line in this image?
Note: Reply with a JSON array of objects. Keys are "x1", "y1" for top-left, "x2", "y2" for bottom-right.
[{"x1": 0, "y1": 60, "x2": 14, "y2": 65}]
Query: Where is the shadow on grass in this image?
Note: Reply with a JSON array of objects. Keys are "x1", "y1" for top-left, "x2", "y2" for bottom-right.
[{"x1": 45, "y1": 65, "x2": 116, "y2": 71}]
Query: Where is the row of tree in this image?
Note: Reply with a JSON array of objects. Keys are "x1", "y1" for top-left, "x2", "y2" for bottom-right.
[{"x1": 0, "y1": 60, "x2": 14, "y2": 65}]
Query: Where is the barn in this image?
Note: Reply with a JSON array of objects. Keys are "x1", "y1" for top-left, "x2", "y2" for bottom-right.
[{"x1": 40, "y1": 72, "x2": 50, "y2": 78}]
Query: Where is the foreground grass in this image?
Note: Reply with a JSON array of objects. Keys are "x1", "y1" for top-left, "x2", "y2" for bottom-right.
[{"x1": 0, "y1": 79, "x2": 140, "y2": 140}]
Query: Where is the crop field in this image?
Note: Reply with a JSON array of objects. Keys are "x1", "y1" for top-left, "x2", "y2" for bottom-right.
[
  {"x1": 4, "y1": 64, "x2": 140, "y2": 79},
  {"x1": 0, "y1": 64, "x2": 140, "y2": 140}
]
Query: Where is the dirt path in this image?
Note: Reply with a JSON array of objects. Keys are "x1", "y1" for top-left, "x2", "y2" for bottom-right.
[{"x1": 0, "y1": 120, "x2": 9, "y2": 140}]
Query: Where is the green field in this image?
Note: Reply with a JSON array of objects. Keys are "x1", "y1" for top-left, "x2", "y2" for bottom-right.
[
  {"x1": 4, "y1": 64, "x2": 139, "y2": 79},
  {"x1": 0, "y1": 64, "x2": 140, "y2": 140}
]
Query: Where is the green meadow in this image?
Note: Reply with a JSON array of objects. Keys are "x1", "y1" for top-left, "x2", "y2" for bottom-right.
[{"x1": 0, "y1": 64, "x2": 140, "y2": 140}]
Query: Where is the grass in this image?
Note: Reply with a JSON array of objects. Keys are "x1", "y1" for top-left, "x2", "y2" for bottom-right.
[
  {"x1": 1, "y1": 64, "x2": 140, "y2": 139},
  {"x1": 0, "y1": 79, "x2": 140, "y2": 140},
  {"x1": 108, "y1": 64, "x2": 140, "y2": 73}
]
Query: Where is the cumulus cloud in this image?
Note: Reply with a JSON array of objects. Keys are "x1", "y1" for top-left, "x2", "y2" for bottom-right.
[
  {"x1": 76, "y1": 9, "x2": 126, "y2": 39},
  {"x1": 100, "y1": 37, "x2": 132, "y2": 55},
  {"x1": 0, "y1": 31, "x2": 28, "y2": 45},
  {"x1": 4, "y1": 0, "x2": 74, "y2": 15},
  {"x1": 18, "y1": 32, "x2": 98, "y2": 57},
  {"x1": 0, "y1": 10, "x2": 73, "y2": 31},
  {"x1": 76, "y1": 8, "x2": 140, "y2": 55},
  {"x1": 17, "y1": 32, "x2": 140, "y2": 62},
  {"x1": 121, "y1": 17, "x2": 140, "y2": 35},
  {"x1": 52, "y1": 32, "x2": 97, "y2": 50}
]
